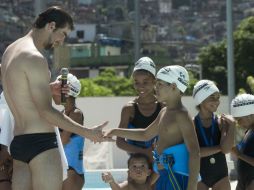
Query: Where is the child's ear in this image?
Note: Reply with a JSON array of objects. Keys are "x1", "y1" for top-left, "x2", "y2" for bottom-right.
[{"x1": 171, "y1": 83, "x2": 177, "y2": 90}]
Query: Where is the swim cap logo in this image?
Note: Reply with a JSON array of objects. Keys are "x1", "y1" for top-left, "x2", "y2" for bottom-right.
[
  {"x1": 135, "y1": 62, "x2": 142, "y2": 68},
  {"x1": 164, "y1": 68, "x2": 171, "y2": 72},
  {"x1": 180, "y1": 72, "x2": 185, "y2": 79},
  {"x1": 160, "y1": 67, "x2": 171, "y2": 75},
  {"x1": 150, "y1": 62, "x2": 155, "y2": 68},
  {"x1": 70, "y1": 85, "x2": 79, "y2": 93},
  {"x1": 203, "y1": 86, "x2": 211, "y2": 91},
  {"x1": 232, "y1": 100, "x2": 254, "y2": 107},
  {"x1": 193, "y1": 83, "x2": 209, "y2": 97},
  {"x1": 178, "y1": 77, "x2": 188, "y2": 86},
  {"x1": 178, "y1": 72, "x2": 188, "y2": 86},
  {"x1": 135, "y1": 59, "x2": 155, "y2": 68}
]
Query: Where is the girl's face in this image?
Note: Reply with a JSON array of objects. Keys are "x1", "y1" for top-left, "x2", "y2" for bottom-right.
[
  {"x1": 133, "y1": 71, "x2": 155, "y2": 97},
  {"x1": 200, "y1": 92, "x2": 220, "y2": 113}
]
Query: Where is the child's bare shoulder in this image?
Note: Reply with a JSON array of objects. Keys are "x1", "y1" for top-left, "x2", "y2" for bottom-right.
[
  {"x1": 122, "y1": 98, "x2": 138, "y2": 113},
  {"x1": 175, "y1": 107, "x2": 191, "y2": 121},
  {"x1": 121, "y1": 100, "x2": 135, "y2": 112}
]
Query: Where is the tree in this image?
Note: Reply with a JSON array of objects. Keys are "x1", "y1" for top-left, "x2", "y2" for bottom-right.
[
  {"x1": 79, "y1": 68, "x2": 136, "y2": 97},
  {"x1": 185, "y1": 71, "x2": 199, "y2": 95},
  {"x1": 79, "y1": 80, "x2": 114, "y2": 96},
  {"x1": 197, "y1": 41, "x2": 227, "y2": 93},
  {"x1": 234, "y1": 17, "x2": 254, "y2": 93},
  {"x1": 240, "y1": 75, "x2": 254, "y2": 94},
  {"x1": 197, "y1": 16, "x2": 254, "y2": 94}
]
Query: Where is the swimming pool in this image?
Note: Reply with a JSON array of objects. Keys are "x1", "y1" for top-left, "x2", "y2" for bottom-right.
[
  {"x1": 82, "y1": 169, "x2": 238, "y2": 190},
  {"x1": 82, "y1": 169, "x2": 127, "y2": 189}
]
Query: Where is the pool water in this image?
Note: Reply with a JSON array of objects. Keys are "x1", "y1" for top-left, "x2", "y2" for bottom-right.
[
  {"x1": 81, "y1": 169, "x2": 238, "y2": 190},
  {"x1": 82, "y1": 169, "x2": 127, "y2": 189}
]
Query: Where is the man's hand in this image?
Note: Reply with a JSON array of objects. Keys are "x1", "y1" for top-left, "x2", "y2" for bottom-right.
[
  {"x1": 103, "y1": 128, "x2": 116, "y2": 139},
  {"x1": 0, "y1": 147, "x2": 12, "y2": 178},
  {"x1": 50, "y1": 79, "x2": 70, "y2": 104},
  {"x1": 0, "y1": 146, "x2": 11, "y2": 166},
  {"x1": 87, "y1": 121, "x2": 112, "y2": 143}
]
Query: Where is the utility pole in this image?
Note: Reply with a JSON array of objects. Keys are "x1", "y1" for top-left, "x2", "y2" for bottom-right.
[
  {"x1": 134, "y1": 0, "x2": 140, "y2": 62},
  {"x1": 226, "y1": 0, "x2": 235, "y2": 110}
]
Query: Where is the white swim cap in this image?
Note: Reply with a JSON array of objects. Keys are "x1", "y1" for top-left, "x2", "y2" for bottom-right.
[
  {"x1": 193, "y1": 80, "x2": 219, "y2": 105},
  {"x1": 57, "y1": 73, "x2": 81, "y2": 98},
  {"x1": 156, "y1": 65, "x2": 189, "y2": 93},
  {"x1": 231, "y1": 94, "x2": 254, "y2": 117},
  {"x1": 133, "y1": 57, "x2": 156, "y2": 76}
]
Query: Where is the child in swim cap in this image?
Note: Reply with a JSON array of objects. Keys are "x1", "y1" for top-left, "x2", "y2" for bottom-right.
[
  {"x1": 231, "y1": 94, "x2": 254, "y2": 190},
  {"x1": 192, "y1": 80, "x2": 235, "y2": 190}
]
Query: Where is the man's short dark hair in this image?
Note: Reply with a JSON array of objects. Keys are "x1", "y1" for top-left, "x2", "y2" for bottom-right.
[
  {"x1": 33, "y1": 6, "x2": 74, "y2": 30},
  {"x1": 127, "y1": 153, "x2": 150, "y2": 169}
]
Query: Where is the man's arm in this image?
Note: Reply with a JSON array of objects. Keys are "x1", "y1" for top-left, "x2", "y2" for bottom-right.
[
  {"x1": 178, "y1": 111, "x2": 200, "y2": 190},
  {"x1": 105, "y1": 111, "x2": 160, "y2": 141},
  {"x1": 61, "y1": 110, "x2": 83, "y2": 144},
  {"x1": 25, "y1": 55, "x2": 106, "y2": 142}
]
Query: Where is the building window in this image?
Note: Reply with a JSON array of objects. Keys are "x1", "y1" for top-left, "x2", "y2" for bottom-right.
[{"x1": 77, "y1": 30, "x2": 85, "y2": 39}]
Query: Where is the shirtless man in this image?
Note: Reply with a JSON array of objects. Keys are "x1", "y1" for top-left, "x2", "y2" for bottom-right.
[
  {"x1": 1, "y1": 6, "x2": 107, "y2": 190},
  {"x1": 105, "y1": 65, "x2": 200, "y2": 190}
]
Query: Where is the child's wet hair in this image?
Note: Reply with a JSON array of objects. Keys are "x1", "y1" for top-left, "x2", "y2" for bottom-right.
[
  {"x1": 127, "y1": 153, "x2": 150, "y2": 169},
  {"x1": 132, "y1": 69, "x2": 155, "y2": 79}
]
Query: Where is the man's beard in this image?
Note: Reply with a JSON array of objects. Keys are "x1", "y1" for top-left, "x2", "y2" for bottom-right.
[
  {"x1": 44, "y1": 35, "x2": 54, "y2": 50},
  {"x1": 44, "y1": 42, "x2": 54, "y2": 50}
]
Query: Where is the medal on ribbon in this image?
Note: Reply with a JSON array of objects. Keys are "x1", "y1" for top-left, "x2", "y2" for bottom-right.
[
  {"x1": 209, "y1": 157, "x2": 216, "y2": 164},
  {"x1": 197, "y1": 114, "x2": 217, "y2": 165}
]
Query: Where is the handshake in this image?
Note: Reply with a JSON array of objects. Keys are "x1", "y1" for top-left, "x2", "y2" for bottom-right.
[{"x1": 86, "y1": 121, "x2": 115, "y2": 143}]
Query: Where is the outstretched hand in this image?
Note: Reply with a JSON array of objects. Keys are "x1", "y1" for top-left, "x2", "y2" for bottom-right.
[
  {"x1": 89, "y1": 121, "x2": 114, "y2": 143},
  {"x1": 102, "y1": 172, "x2": 114, "y2": 183},
  {"x1": 103, "y1": 128, "x2": 115, "y2": 139}
]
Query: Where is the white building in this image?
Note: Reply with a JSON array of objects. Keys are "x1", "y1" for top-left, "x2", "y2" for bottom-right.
[{"x1": 69, "y1": 23, "x2": 96, "y2": 42}]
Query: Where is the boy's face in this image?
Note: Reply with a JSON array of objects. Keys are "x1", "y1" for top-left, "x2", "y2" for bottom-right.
[
  {"x1": 155, "y1": 79, "x2": 172, "y2": 102},
  {"x1": 128, "y1": 158, "x2": 151, "y2": 182}
]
